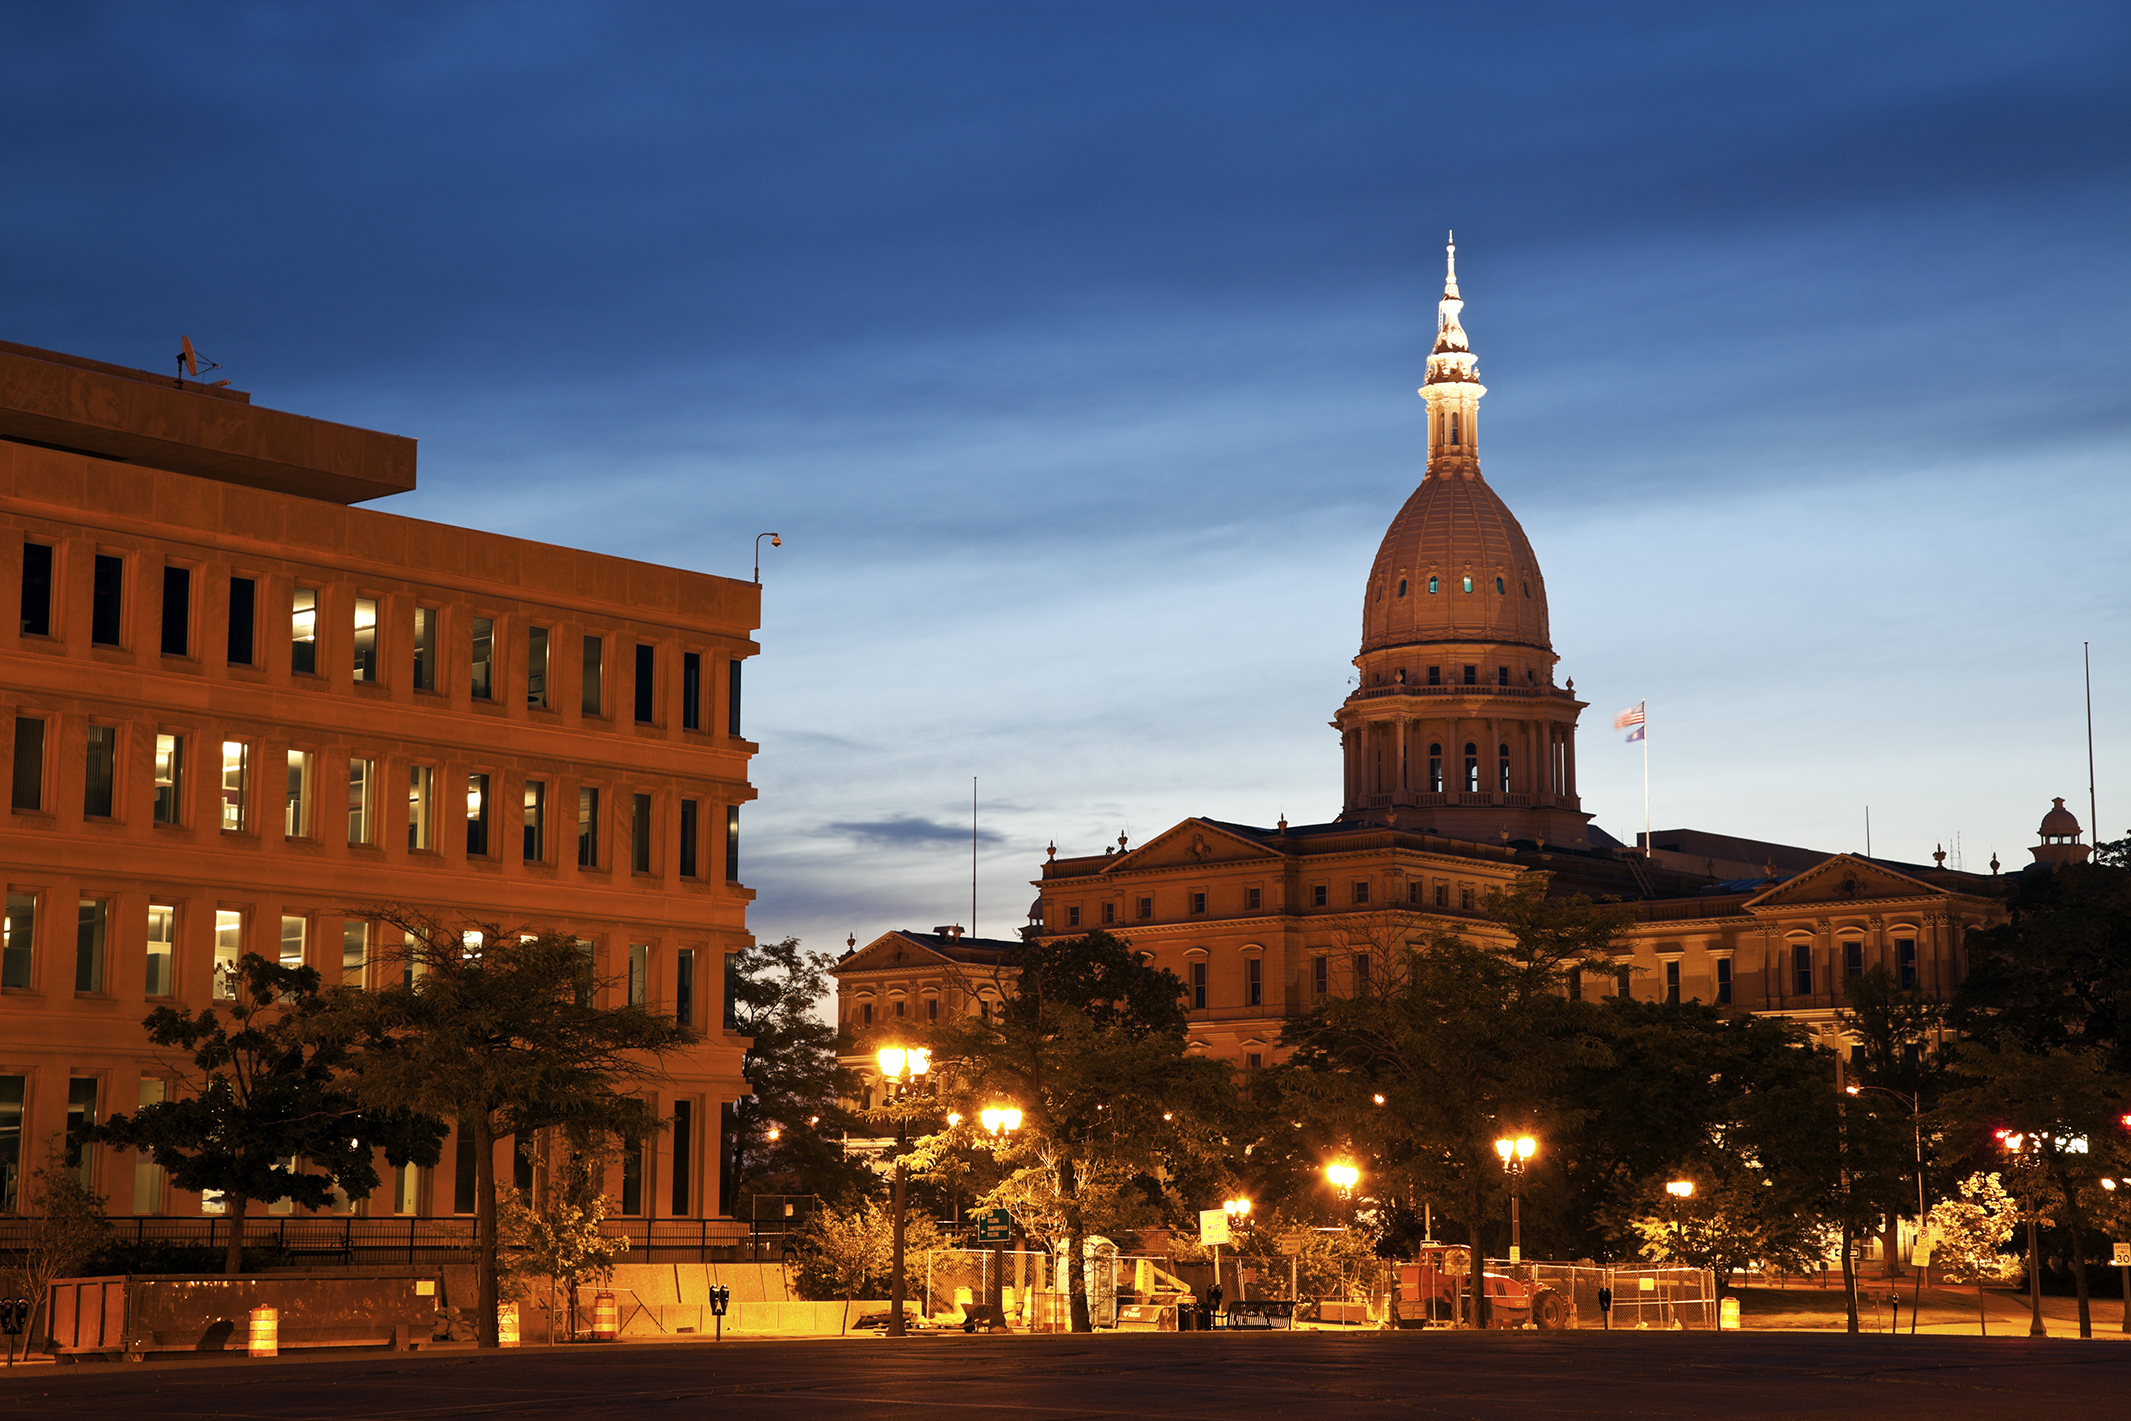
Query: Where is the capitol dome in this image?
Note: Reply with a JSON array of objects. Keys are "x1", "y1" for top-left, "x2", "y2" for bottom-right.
[{"x1": 1361, "y1": 472, "x2": 1550, "y2": 655}]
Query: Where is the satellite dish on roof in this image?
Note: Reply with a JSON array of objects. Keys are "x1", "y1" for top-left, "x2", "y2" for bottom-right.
[{"x1": 176, "y1": 336, "x2": 228, "y2": 390}]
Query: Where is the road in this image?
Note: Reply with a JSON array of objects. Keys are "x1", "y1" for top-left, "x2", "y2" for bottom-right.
[{"x1": 6, "y1": 1329, "x2": 2130, "y2": 1419}]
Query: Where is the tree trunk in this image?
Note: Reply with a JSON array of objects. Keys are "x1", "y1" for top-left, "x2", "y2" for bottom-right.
[
  {"x1": 2061, "y1": 1178, "x2": 2092, "y2": 1339},
  {"x1": 223, "y1": 1196, "x2": 249, "y2": 1276},
  {"x1": 1841, "y1": 1229, "x2": 1859, "y2": 1334},
  {"x1": 475, "y1": 1112, "x2": 500, "y2": 1348},
  {"x1": 1469, "y1": 1184, "x2": 1486, "y2": 1331},
  {"x1": 1060, "y1": 1156, "x2": 1090, "y2": 1333}
]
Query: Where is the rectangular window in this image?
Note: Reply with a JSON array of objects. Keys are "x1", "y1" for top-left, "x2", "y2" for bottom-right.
[
  {"x1": 1406, "y1": 881, "x2": 1420, "y2": 905},
  {"x1": 0, "y1": 1076, "x2": 20, "y2": 1212},
  {"x1": 1617, "y1": 965, "x2": 1632, "y2": 999},
  {"x1": 278, "y1": 915, "x2": 306, "y2": 969},
  {"x1": 526, "y1": 626, "x2": 549, "y2": 707},
  {"x1": 1435, "y1": 882, "x2": 1449, "y2": 908},
  {"x1": 394, "y1": 1163, "x2": 421, "y2": 1215},
  {"x1": 632, "y1": 793, "x2": 652, "y2": 873},
  {"x1": 227, "y1": 575, "x2": 256, "y2": 665},
  {"x1": 290, "y1": 587, "x2": 317, "y2": 674},
  {"x1": 10, "y1": 715, "x2": 43, "y2": 812},
  {"x1": 1791, "y1": 943, "x2": 1813, "y2": 997},
  {"x1": 1569, "y1": 969, "x2": 1582, "y2": 1002},
  {"x1": 675, "y1": 948, "x2": 695, "y2": 1028},
  {"x1": 1189, "y1": 961, "x2": 1207, "y2": 1010},
  {"x1": 66, "y1": 1078, "x2": 98, "y2": 1188},
  {"x1": 682, "y1": 652, "x2": 702, "y2": 731},
  {"x1": 1715, "y1": 957, "x2": 1733, "y2": 1006},
  {"x1": 1355, "y1": 953, "x2": 1371, "y2": 993},
  {"x1": 621, "y1": 1140, "x2": 643, "y2": 1217},
  {"x1": 353, "y1": 597, "x2": 378, "y2": 681},
  {"x1": 469, "y1": 617, "x2": 494, "y2": 700},
  {"x1": 1066, "y1": 905, "x2": 1081, "y2": 928},
  {"x1": 671, "y1": 1099, "x2": 692, "y2": 1216},
  {"x1": 466, "y1": 773, "x2": 490, "y2": 856},
  {"x1": 1100, "y1": 901, "x2": 1115, "y2": 925},
  {"x1": 76, "y1": 898, "x2": 106, "y2": 992},
  {"x1": 83, "y1": 724, "x2": 116, "y2": 817},
  {"x1": 723, "y1": 952, "x2": 741, "y2": 1031},
  {"x1": 132, "y1": 1079, "x2": 166, "y2": 1214},
  {"x1": 523, "y1": 780, "x2": 545, "y2": 861},
  {"x1": 1843, "y1": 939, "x2": 1864, "y2": 978},
  {"x1": 1460, "y1": 886, "x2": 1475, "y2": 911},
  {"x1": 1246, "y1": 956, "x2": 1262, "y2": 1007},
  {"x1": 1311, "y1": 884, "x2": 1328, "y2": 908},
  {"x1": 161, "y1": 566, "x2": 191, "y2": 656},
  {"x1": 628, "y1": 943, "x2": 648, "y2": 1006},
  {"x1": 1137, "y1": 896, "x2": 1152, "y2": 920},
  {"x1": 578, "y1": 787, "x2": 600, "y2": 867},
  {"x1": 20, "y1": 542, "x2": 53, "y2": 637},
  {"x1": 725, "y1": 804, "x2": 740, "y2": 881},
  {"x1": 1665, "y1": 959, "x2": 1681, "y2": 1004},
  {"x1": 342, "y1": 919, "x2": 368, "y2": 987},
  {"x1": 1896, "y1": 937, "x2": 1917, "y2": 991},
  {"x1": 1462, "y1": 664, "x2": 1477, "y2": 686},
  {"x1": 582, "y1": 635, "x2": 604, "y2": 715},
  {"x1": 1190, "y1": 890, "x2": 1206, "y2": 915},
  {"x1": 153, "y1": 733, "x2": 182, "y2": 824},
  {"x1": 1245, "y1": 887, "x2": 1262, "y2": 911},
  {"x1": 634, "y1": 644, "x2": 655, "y2": 724},
  {"x1": 145, "y1": 902, "x2": 174, "y2": 997},
  {"x1": 3, "y1": 893, "x2": 35, "y2": 989},
  {"x1": 214, "y1": 909, "x2": 242, "y2": 998},
  {"x1": 408, "y1": 765, "x2": 434, "y2": 851},
  {"x1": 727, "y1": 658, "x2": 742, "y2": 736},
  {"x1": 91, "y1": 554, "x2": 123, "y2": 646},
  {"x1": 1352, "y1": 880, "x2": 1370, "y2": 905},
  {"x1": 348, "y1": 757, "x2": 374, "y2": 845},
  {"x1": 678, "y1": 798, "x2": 698, "y2": 878},
  {"x1": 413, "y1": 606, "x2": 437, "y2": 691},
  {"x1": 284, "y1": 750, "x2": 312, "y2": 838},
  {"x1": 1246, "y1": 1053, "x2": 1262, "y2": 1071}
]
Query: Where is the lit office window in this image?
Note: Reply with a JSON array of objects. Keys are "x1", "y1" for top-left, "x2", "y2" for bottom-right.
[
  {"x1": 285, "y1": 750, "x2": 312, "y2": 838},
  {"x1": 467, "y1": 773, "x2": 491, "y2": 857},
  {"x1": 291, "y1": 587, "x2": 318, "y2": 674},
  {"x1": 469, "y1": 617, "x2": 494, "y2": 700},
  {"x1": 342, "y1": 920, "x2": 368, "y2": 988},
  {"x1": 220, "y1": 741, "x2": 248, "y2": 831},
  {"x1": 3, "y1": 893, "x2": 36, "y2": 989},
  {"x1": 76, "y1": 898, "x2": 107, "y2": 993},
  {"x1": 153, "y1": 733, "x2": 183, "y2": 824},
  {"x1": 353, "y1": 598, "x2": 378, "y2": 681},
  {"x1": 0, "y1": 1076, "x2": 21, "y2": 1212},
  {"x1": 408, "y1": 765, "x2": 434, "y2": 851},
  {"x1": 523, "y1": 780, "x2": 545, "y2": 861},
  {"x1": 348, "y1": 757, "x2": 375, "y2": 845},
  {"x1": 628, "y1": 943, "x2": 648, "y2": 1006},
  {"x1": 132, "y1": 1079, "x2": 166, "y2": 1213},
  {"x1": 279, "y1": 915, "x2": 306, "y2": 969},
  {"x1": 413, "y1": 606, "x2": 438, "y2": 691},
  {"x1": 213, "y1": 910, "x2": 243, "y2": 999},
  {"x1": 527, "y1": 627, "x2": 550, "y2": 707},
  {"x1": 578, "y1": 787, "x2": 600, "y2": 867},
  {"x1": 145, "y1": 903, "x2": 174, "y2": 997}
]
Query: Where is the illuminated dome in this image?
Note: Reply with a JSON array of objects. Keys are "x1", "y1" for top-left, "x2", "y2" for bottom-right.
[{"x1": 1362, "y1": 472, "x2": 1550, "y2": 655}]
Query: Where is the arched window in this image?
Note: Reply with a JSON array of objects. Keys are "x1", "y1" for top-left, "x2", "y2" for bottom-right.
[
  {"x1": 1499, "y1": 743, "x2": 1511, "y2": 792},
  {"x1": 1463, "y1": 742, "x2": 1479, "y2": 793},
  {"x1": 1428, "y1": 576, "x2": 1439, "y2": 594},
  {"x1": 1496, "y1": 576, "x2": 1505, "y2": 594},
  {"x1": 1397, "y1": 578, "x2": 1407, "y2": 597},
  {"x1": 1450, "y1": 412, "x2": 1461, "y2": 446},
  {"x1": 1462, "y1": 576, "x2": 1473, "y2": 593},
  {"x1": 1522, "y1": 581, "x2": 1531, "y2": 598},
  {"x1": 1428, "y1": 743, "x2": 1443, "y2": 793},
  {"x1": 1375, "y1": 582, "x2": 1383, "y2": 602}
]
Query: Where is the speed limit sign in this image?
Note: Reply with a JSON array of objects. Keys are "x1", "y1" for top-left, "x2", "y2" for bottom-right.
[{"x1": 2114, "y1": 1242, "x2": 2130, "y2": 1268}]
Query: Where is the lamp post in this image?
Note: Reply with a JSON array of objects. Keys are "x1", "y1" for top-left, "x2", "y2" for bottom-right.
[
  {"x1": 980, "y1": 1106, "x2": 1021, "y2": 1319},
  {"x1": 1493, "y1": 1135, "x2": 1537, "y2": 1263},
  {"x1": 754, "y1": 532, "x2": 782, "y2": 583},
  {"x1": 875, "y1": 1045, "x2": 931, "y2": 1337},
  {"x1": 1997, "y1": 1129, "x2": 2050, "y2": 1338},
  {"x1": 1217, "y1": 1196, "x2": 1250, "y2": 1309},
  {"x1": 2103, "y1": 1177, "x2": 2129, "y2": 1334}
]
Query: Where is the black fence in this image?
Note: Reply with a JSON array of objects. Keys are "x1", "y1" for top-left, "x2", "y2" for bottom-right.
[{"x1": 0, "y1": 1216, "x2": 796, "y2": 1269}]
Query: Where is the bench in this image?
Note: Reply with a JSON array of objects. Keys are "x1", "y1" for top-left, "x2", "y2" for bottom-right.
[{"x1": 1222, "y1": 1299, "x2": 1297, "y2": 1330}]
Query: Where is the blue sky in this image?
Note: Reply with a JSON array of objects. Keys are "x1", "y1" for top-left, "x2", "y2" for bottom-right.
[{"x1": 4, "y1": 2, "x2": 2126, "y2": 951}]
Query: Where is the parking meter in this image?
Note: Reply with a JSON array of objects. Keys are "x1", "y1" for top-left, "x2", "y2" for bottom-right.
[
  {"x1": 709, "y1": 1284, "x2": 730, "y2": 1341},
  {"x1": 1597, "y1": 1286, "x2": 1612, "y2": 1330},
  {"x1": 0, "y1": 1298, "x2": 23, "y2": 1334}
]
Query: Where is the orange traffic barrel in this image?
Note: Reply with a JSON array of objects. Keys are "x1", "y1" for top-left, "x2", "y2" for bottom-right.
[
  {"x1": 498, "y1": 1302, "x2": 520, "y2": 1347},
  {"x1": 592, "y1": 1290, "x2": 618, "y2": 1341},
  {"x1": 248, "y1": 1304, "x2": 279, "y2": 1357}
]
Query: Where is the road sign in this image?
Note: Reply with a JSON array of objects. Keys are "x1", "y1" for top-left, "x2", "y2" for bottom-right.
[
  {"x1": 1199, "y1": 1208, "x2": 1230, "y2": 1246},
  {"x1": 2114, "y1": 1242, "x2": 2130, "y2": 1268},
  {"x1": 976, "y1": 1207, "x2": 1013, "y2": 1243}
]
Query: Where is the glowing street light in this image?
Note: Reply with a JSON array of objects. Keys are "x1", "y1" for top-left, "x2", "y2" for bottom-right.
[
  {"x1": 1665, "y1": 1180, "x2": 1695, "y2": 1199},
  {"x1": 1493, "y1": 1135, "x2": 1539, "y2": 1263},
  {"x1": 1326, "y1": 1161, "x2": 1360, "y2": 1197},
  {"x1": 874, "y1": 1044, "x2": 933, "y2": 1338}
]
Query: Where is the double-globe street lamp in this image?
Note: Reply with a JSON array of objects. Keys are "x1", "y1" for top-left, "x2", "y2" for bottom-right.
[
  {"x1": 876, "y1": 1045, "x2": 932, "y2": 1337},
  {"x1": 979, "y1": 1106, "x2": 1022, "y2": 1321},
  {"x1": 1494, "y1": 1135, "x2": 1538, "y2": 1263}
]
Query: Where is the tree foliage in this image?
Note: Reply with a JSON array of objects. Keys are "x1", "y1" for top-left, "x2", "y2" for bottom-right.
[
  {"x1": 793, "y1": 1198, "x2": 945, "y2": 1304},
  {"x1": 726, "y1": 936, "x2": 871, "y2": 1207},
  {"x1": 87, "y1": 952, "x2": 443, "y2": 1274},
  {"x1": 7, "y1": 1141, "x2": 113, "y2": 1349}
]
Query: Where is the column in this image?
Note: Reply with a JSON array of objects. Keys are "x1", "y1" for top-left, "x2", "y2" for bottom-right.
[{"x1": 1564, "y1": 723, "x2": 1577, "y2": 802}]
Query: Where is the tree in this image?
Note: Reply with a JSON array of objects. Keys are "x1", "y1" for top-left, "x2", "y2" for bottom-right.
[
  {"x1": 496, "y1": 1136, "x2": 627, "y2": 1341},
  {"x1": 1629, "y1": 1161, "x2": 1833, "y2": 1292},
  {"x1": 87, "y1": 952, "x2": 444, "y2": 1274},
  {"x1": 929, "y1": 929, "x2": 1217, "y2": 1331},
  {"x1": 330, "y1": 913, "x2": 698, "y2": 1348},
  {"x1": 725, "y1": 936, "x2": 870, "y2": 1208},
  {"x1": 5, "y1": 1141, "x2": 112, "y2": 1352},
  {"x1": 1955, "y1": 852, "x2": 2131, "y2": 1072},
  {"x1": 1922, "y1": 1172, "x2": 2021, "y2": 1285},
  {"x1": 793, "y1": 1198, "x2": 945, "y2": 1304}
]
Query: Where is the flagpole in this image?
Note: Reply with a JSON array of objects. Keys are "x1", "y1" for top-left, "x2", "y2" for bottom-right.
[{"x1": 1642, "y1": 706, "x2": 1650, "y2": 861}]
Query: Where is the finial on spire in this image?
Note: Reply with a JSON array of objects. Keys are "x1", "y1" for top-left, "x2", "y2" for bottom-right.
[{"x1": 1445, "y1": 230, "x2": 1458, "y2": 299}]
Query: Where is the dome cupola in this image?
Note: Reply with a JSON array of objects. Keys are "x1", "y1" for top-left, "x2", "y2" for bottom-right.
[{"x1": 2030, "y1": 797, "x2": 2091, "y2": 867}]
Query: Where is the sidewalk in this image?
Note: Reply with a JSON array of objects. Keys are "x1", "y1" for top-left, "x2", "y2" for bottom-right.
[{"x1": 1735, "y1": 1282, "x2": 2131, "y2": 1338}]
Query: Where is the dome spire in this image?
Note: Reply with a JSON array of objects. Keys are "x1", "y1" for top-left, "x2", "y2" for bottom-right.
[
  {"x1": 1445, "y1": 229, "x2": 1461, "y2": 300},
  {"x1": 1420, "y1": 232, "x2": 1485, "y2": 472}
]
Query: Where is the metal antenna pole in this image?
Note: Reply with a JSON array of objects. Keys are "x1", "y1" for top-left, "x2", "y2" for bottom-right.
[
  {"x1": 972, "y1": 776, "x2": 978, "y2": 939},
  {"x1": 2087, "y1": 643, "x2": 2099, "y2": 850}
]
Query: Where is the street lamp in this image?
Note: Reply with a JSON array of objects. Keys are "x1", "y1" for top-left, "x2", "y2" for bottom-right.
[
  {"x1": 1848, "y1": 1083, "x2": 1927, "y2": 1294},
  {"x1": 1996, "y1": 1127, "x2": 2052, "y2": 1338},
  {"x1": 754, "y1": 532, "x2": 782, "y2": 584},
  {"x1": 875, "y1": 1044, "x2": 931, "y2": 1337},
  {"x1": 978, "y1": 1105, "x2": 1021, "y2": 1320},
  {"x1": 1494, "y1": 1135, "x2": 1537, "y2": 1263},
  {"x1": 1326, "y1": 1161, "x2": 1360, "y2": 1198}
]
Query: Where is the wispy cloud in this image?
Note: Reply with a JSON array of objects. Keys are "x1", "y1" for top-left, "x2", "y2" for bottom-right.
[{"x1": 820, "y1": 816, "x2": 1005, "y2": 849}]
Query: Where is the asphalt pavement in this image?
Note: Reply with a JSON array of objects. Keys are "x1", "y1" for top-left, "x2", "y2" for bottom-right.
[{"x1": 5, "y1": 1328, "x2": 2131, "y2": 1419}]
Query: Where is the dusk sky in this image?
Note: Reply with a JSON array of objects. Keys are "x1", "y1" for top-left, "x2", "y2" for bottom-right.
[{"x1": 5, "y1": 3, "x2": 2125, "y2": 956}]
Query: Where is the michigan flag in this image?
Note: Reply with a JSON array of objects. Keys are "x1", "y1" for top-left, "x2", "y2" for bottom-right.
[{"x1": 1613, "y1": 701, "x2": 1646, "y2": 743}]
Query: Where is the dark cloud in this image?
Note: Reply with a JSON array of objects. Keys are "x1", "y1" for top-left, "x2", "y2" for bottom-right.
[{"x1": 822, "y1": 816, "x2": 1006, "y2": 849}]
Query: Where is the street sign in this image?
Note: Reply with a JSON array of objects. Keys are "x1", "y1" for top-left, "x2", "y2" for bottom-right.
[
  {"x1": 2113, "y1": 1242, "x2": 2130, "y2": 1268},
  {"x1": 1199, "y1": 1208, "x2": 1230, "y2": 1246},
  {"x1": 976, "y1": 1207, "x2": 1012, "y2": 1243}
]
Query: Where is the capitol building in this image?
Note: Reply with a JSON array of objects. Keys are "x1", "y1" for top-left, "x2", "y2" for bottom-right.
[{"x1": 835, "y1": 242, "x2": 2072, "y2": 1070}]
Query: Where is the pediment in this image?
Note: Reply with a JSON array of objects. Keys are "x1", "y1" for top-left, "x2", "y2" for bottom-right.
[
  {"x1": 1744, "y1": 855, "x2": 1940, "y2": 910},
  {"x1": 833, "y1": 932, "x2": 955, "y2": 976},
  {"x1": 1115, "y1": 818, "x2": 1283, "y2": 872}
]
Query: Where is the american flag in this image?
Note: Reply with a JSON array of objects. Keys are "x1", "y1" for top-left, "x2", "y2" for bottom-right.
[{"x1": 1614, "y1": 701, "x2": 1645, "y2": 742}]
